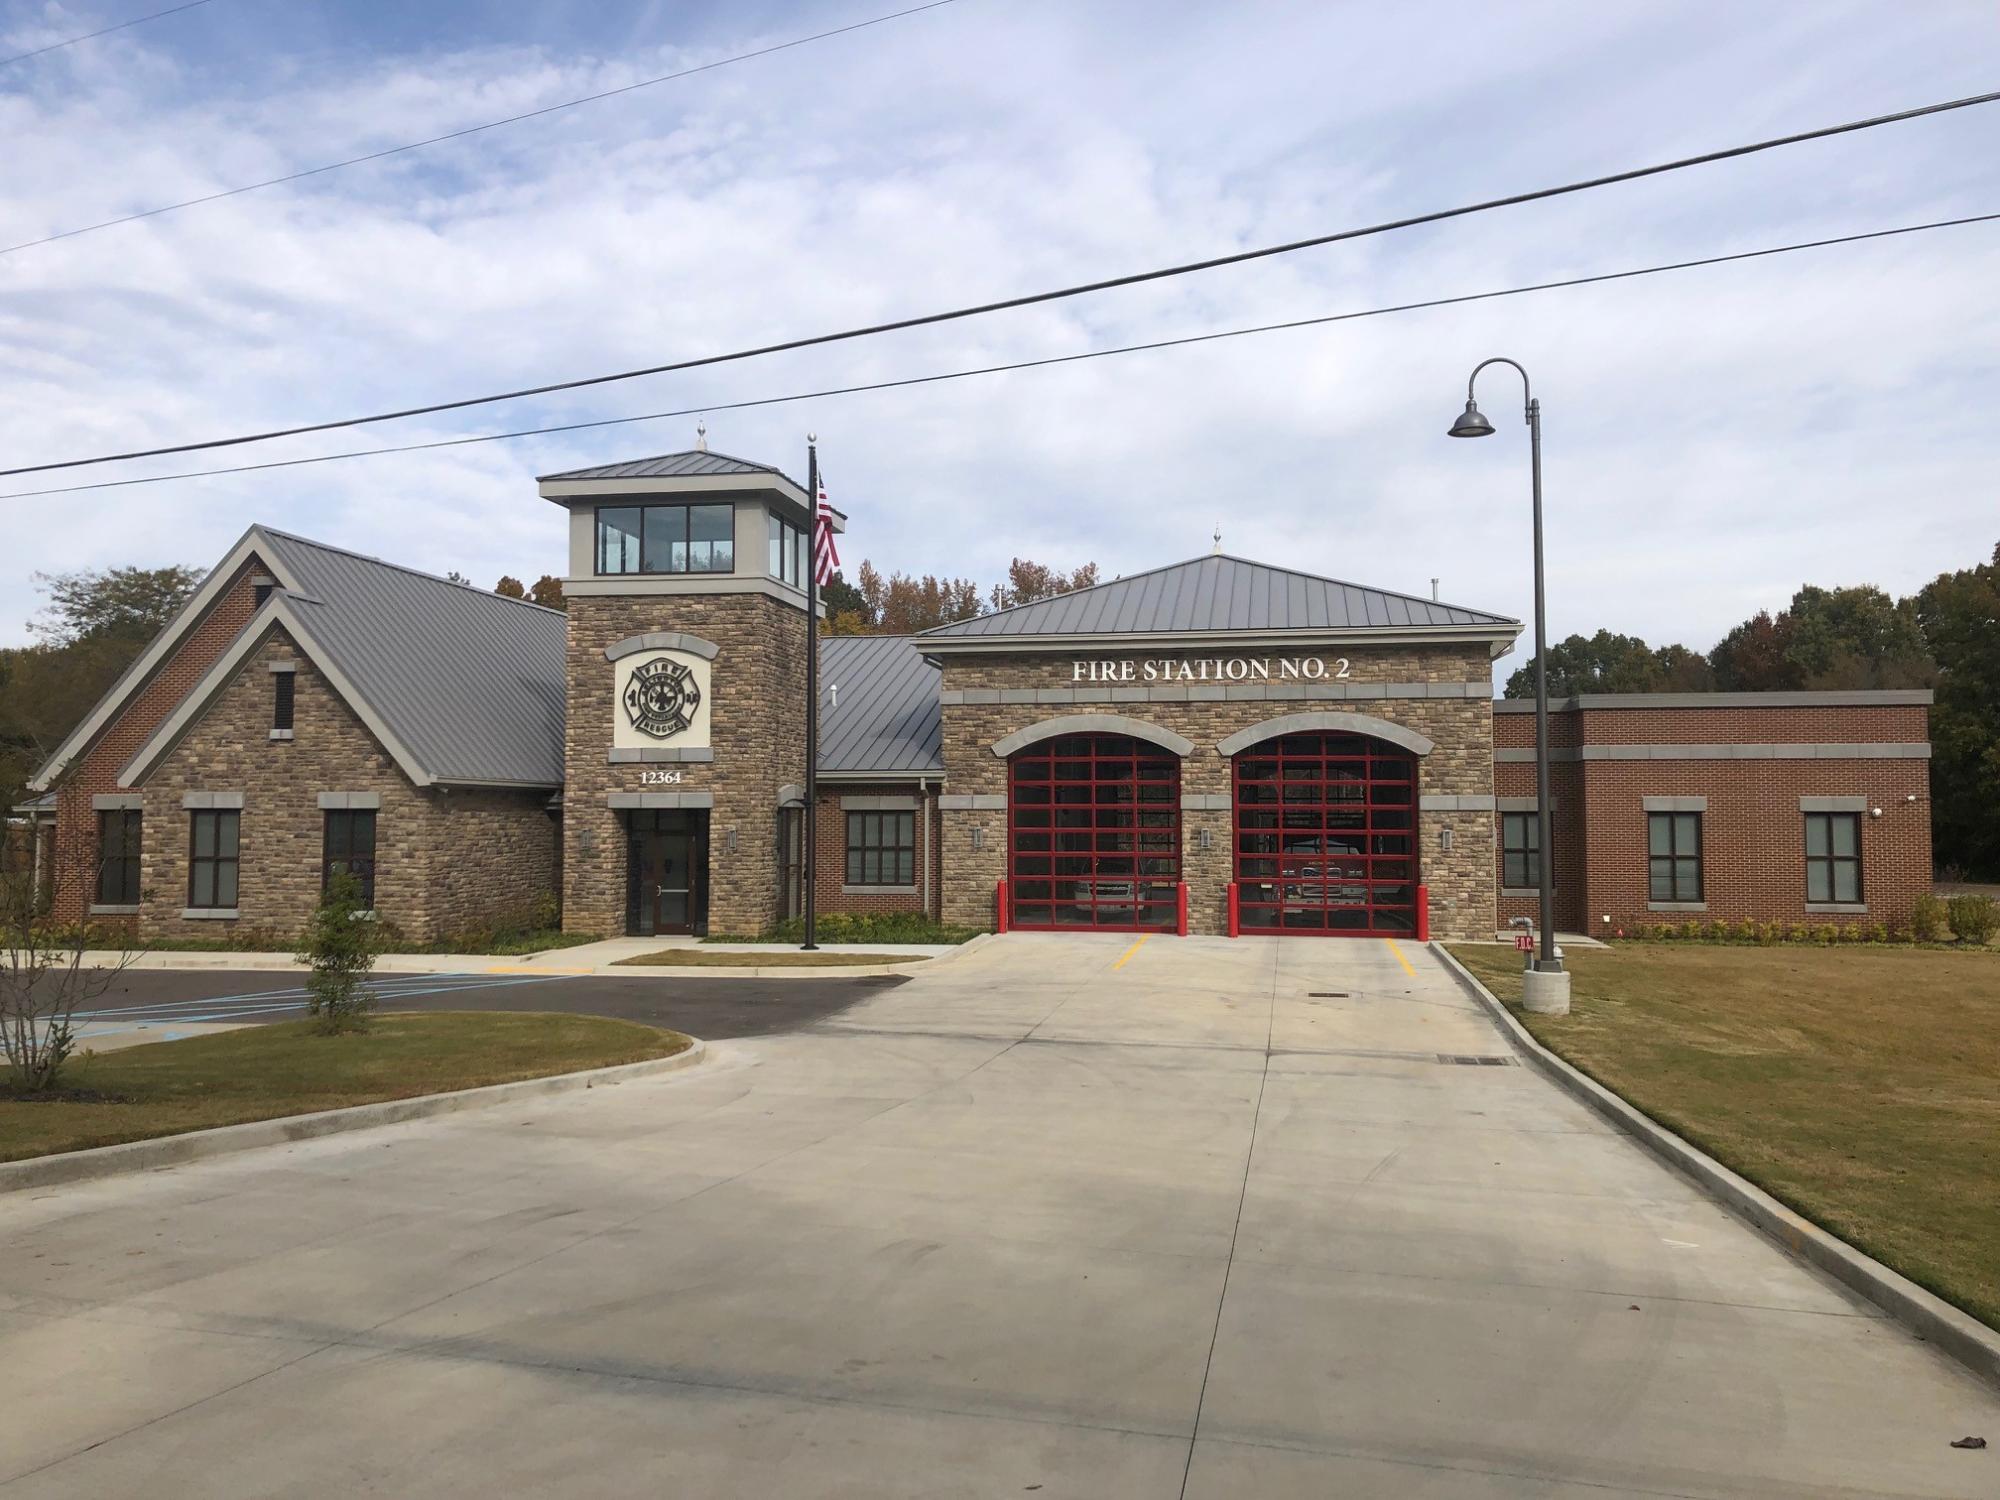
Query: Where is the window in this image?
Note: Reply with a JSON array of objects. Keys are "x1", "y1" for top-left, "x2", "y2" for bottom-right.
[
  {"x1": 595, "y1": 503, "x2": 735, "y2": 576},
  {"x1": 768, "y1": 512, "x2": 808, "y2": 588},
  {"x1": 96, "y1": 809, "x2": 142, "y2": 905},
  {"x1": 188, "y1": 809, "x2": 240, "y2": 910},
  {"x1": 846, "y1": 809, "x2": 915, "y2": 886},
  {"x1": 1647, "y1": 811, "x2": 1702, "y2": 902},
  {"x1": 1500, "y1": 811, "x2": 1547, "y2": 889},
  {"x1": 323, "y1": 809, "x2": 377, "y2": 908},
  {"x1": 253, "y1": 582, "x2": 274, "y2": 606},
  {"x1": 1805, "y1": 812, "x2": 1862, "y2": 904},
  {"x1": 273, "y1": 671, "x2": 294, "y2": 731}
]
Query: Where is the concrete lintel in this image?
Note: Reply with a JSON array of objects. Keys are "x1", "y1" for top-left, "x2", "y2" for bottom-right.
[
  {"x1": 92, "y1": 793, "x2": 144, "y2": 810},
  {"x1": 939, "y1": 793, "x2": 1006, "y2": 811},
  {"x1": 842, "y1": 794, "x2": 917, "y2": 810},
  {"x1": 316, "y1": 791, "x2": 383, "y2": 810},
  {"x1": 607, "y1": 791, "x2": 714, "y2": 810},
  {"x1": 603, "y1": 630, "x2": 721, "y2": 663},
  {"x1": 989, "y1": 714, "x2": 1195, "y2": 759},
  {"x1": 266, "y1": 659, "x2": 296, "y2": 673},
  {"x1": 1420, "y1": 794, "x2": 1495, "y2": 812},
  {"x1": 1216, "y1": 710, "x2": 1435, "y2": 759},
  {"x1": 1495, "y1": 796, "x2": 1558, "y2": 812},
  {"x1": 1800, "y1": 795, "x2": 1869, "y2": 812},
  {"x1": 1180, "y1": 793, "x2": 1231, "y2": 811},
  {"x1": 181, "y1": 791, "x2": 244, "y2": 810},
  {"x1": 1642, "y1": 796, "x2": 1708, "y2": 812}
]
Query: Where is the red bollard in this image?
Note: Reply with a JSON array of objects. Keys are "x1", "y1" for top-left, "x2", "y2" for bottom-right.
[
  {"x1": 1176, "y1": 882, "x2": 1189, "y2": 936},
  {"x1": 996, "y1": 880, "x2": 1009, "y2": 934},
  {"x1": 1415, "y1": 883, "x2": 1430, "y2": 942},
  {"x1": 1227, "y1": 882, "x2": 1240, "y2": 938}
]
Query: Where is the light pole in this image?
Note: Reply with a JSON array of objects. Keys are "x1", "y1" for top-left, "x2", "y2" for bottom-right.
[{"x1": 1448, "y1": 358, "x2": 1569, "y2": 1014}]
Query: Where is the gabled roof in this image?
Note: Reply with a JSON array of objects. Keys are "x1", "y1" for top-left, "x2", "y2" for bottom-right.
[
  {"x1": 819, "y1": 635, "x2": 942, "y2": 774},
  {"x1": 921, "y1": 554, "x2": 1520, "y2": 645},
  {"x1": 90, "y1": 526, "x2": 566, "y2": 793},
  {"x1": 537, "y1": 449, "x2": 802, "y2": 485}
]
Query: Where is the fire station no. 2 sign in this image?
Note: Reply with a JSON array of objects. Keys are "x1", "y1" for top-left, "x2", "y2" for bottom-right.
[{"x1": 613, "y1": 651, "x2": 713, "y2": 750}]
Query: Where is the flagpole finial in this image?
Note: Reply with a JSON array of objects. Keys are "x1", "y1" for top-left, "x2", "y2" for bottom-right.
[
  {"x1": 1211, "y1": 525, "x2": 1222, "y2": 555},
  {"x1": 694, "y1": 419, "x2": 706, "y2": 452},
  {"x1": 807, "y1": 431, "x2": 817, "y2": 446}
]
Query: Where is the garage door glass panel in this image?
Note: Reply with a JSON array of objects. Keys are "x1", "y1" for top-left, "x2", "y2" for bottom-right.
[
  {"x1": 1009, "y1": 733, "x2": 1180, "y2": 931},
  {"x1": 1232, "y1": 730, "x2": 1419, "y2": 937}
]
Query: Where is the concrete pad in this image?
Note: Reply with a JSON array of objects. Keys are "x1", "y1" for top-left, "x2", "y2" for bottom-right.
[{"x1": 4, "y1": 933, "x2": 1997, "y2": 1498}]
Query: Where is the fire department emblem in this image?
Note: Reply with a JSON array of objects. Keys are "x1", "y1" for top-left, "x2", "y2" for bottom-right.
[{"x1": 623, "y1": 657, "x2": 702, "y2": 740}]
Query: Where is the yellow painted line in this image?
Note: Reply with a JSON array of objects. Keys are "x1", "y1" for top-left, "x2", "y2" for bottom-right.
[
  {"x1": 1382, "y1": 938, "x2": 1417, "y2": 977},
  {"x1": 1112, "y1": 935, "x2": 1151, "y2": 970}
]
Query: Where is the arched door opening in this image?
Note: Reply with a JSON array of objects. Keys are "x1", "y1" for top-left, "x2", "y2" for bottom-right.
[
  {"x1": 1232, "y1": 730, "x2": 1417, "y2": 935},
  {"x1": 1008, "y1": 733, "x2": 1180, "y2": 931}
]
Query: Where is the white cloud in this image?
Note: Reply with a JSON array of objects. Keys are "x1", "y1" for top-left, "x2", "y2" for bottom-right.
[{"x1": 0, "y1": 0, "x2": 1995, "y2": 657}]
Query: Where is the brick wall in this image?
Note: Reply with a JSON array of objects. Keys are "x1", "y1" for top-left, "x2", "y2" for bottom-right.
[
  {"x1": 136, "y1": 627, "x2": 557, "y2": 944},
  {"x1": 563, "y1": 593, "x2": 808, "y2": 937},
  {"x1": 935, "y1": 646, "x2": 1499, "y2": 939},
  {"x1": 812, "y1": 785, "x2": 942, "y2": 918},
  {"x1": 48, "y1": 556, "x2": 266, "y2": 926},
  {"x1": 1493, "y1": 698, "x2": 1932, "y2": 933}
]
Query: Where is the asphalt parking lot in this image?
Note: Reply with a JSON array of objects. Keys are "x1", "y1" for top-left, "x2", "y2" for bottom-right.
[{"x1": 70, "y1": 968, "x2": 901, "y2": 1040}]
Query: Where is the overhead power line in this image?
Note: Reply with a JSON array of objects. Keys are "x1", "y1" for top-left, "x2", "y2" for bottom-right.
[
  {"x1": 0, "y1": 0, "x2": 215, "y2": 68},
  {"x1": 2, "y1": 0, "x2": 961, "y2": 257},
  {"x1": 4, "y1": 208, "x2": 1991, "y2": 503},
  {"x1": 4, "y1": 85, "x2": 1994, "y2": 483}
]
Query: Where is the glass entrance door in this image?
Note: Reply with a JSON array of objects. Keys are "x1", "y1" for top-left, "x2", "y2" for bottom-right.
[{"x1": 627, "y1": 811, "x2": 708, "y2": 936}]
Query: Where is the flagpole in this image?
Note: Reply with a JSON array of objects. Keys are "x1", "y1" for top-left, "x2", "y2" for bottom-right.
[{"x1": 802, "y1": 435, "x2": 820, "y2": 952}]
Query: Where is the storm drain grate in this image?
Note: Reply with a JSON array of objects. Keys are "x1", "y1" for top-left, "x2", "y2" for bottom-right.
[
  {"x1": 1306, "y1": 991, "x2": 1349, "y2": 998},
  {"x1": 1437, "y1": 1054, "x2": 1514, "y2": 1067}
]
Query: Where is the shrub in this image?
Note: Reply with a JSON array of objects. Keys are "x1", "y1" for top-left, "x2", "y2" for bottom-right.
[
  {"x1": 1867, "y1": 923, "x2": 1890, "y2": 944},
  {"x1": 295, "y1": 871, "x2": 383, "y2": 1034},
  {"x1": 1813, "y1": 923, "x2": 1840, "y2": 946},
  {"x1": 1946, "y1": 894, "x2": 1998, "y2": 946},
  {"x1": 1837, "y1": 922, "x2": 1867, "y2": 944},
  {"x1": 1911, "y1": 893, "x2": 1950, "y2": 943},
  {"x1": 722, "y1": 912, "x2": 986, "y2": 946}
]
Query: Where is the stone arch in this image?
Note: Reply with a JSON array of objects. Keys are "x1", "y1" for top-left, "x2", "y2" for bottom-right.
[
  {"x1": 603, "y1": 631, "x2": 720, "y2": 663},
  {"x1": 1215, "y1": 710, "x2": 1434, "y2": 759},
  {"x1": 989, "y1": 713, "x2": 1195, "y2": 759}
]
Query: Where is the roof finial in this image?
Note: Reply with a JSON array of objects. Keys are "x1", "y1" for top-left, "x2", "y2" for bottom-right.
[
  {"x1": 694, "y1": 418, "x2": 707, "y2": 453},
  {"x1": 1211, "y1": 525, "x2": 1222, "y2": 556}
]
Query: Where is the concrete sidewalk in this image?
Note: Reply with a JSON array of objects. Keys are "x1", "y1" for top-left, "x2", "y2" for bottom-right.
[
  {"x1": 74, "y1": 933, "x2": 969, "y2": 978},
  {"x1": 2, "y1": 933, "x2": 1993, "y2": 1497}
]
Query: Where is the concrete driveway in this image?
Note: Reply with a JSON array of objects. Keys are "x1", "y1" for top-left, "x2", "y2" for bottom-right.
[{"x1": 2, "y1": 935, "x2": 1995, "y2": 1497}]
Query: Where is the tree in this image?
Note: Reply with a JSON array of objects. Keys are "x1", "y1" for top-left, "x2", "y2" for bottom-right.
[
  {"x1": 446, "y1": 570, "x2": 473, "y2": 587},
  {"x1": 528, "y1": 575, "x2": 566, "y2": 611},
  {"x1": 820, "y1": 570, "x2": 870, "y2": 635},
  {"x1": 29, "y1": 564, "x2": 204, "y2": 648},
  {"x1": 1503, "y1": 630, "x2": 1714, "y2": 698},
  {"x1": 494, "y1": 576, "x2": 526, "y2": 599},
  {"x1": 990, "y1": 558, "x2": 1100, "y2": 612},
  {"x1": 853, "y1": 560, "x2": 984, "y2": 634},
  {"x1": 1711, "y1": 586, "x2": 1935, "y2": 691},
  {"x1": 1, "y1": 851, "x2": 140, "y2": 1092},
  {"x1": 294, "y1": 871, "x2": 383, "y2": 1033},
  {"x1": 1916, "y1": 543, "x2": 2000, "y2": 877},
  {"x1": 1710, "y1": 610, "x2": 1797, "y2": 690}
]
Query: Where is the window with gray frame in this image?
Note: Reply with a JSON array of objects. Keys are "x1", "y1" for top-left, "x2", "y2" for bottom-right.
[
  {"x1": 323, "y1": 809, "x2": 378, "y2": 908},
  {"x1": 768, "y1": 512, "x2": 808, "y2": 588},
  {"x1": 846, "y1": 810, "x2": 915, "y2": 886},
  {"x1": 96, "y1": 809, "x2": 141, "y2": 905},
  {"x1": 595, "y1": 503, "x2": 735, "y2": 576},
  {"x1": 1804, "y1": 811, "x2": 1862, "y2": 904},
  {"x1": 1647, "y1": 811, "x2": 1702, "y2": 902},
  {"x1": 188, "y1": 809, "x2": 240, "y2": 909},
  {"x1": 273, "y1": 671, "x2": 294, "y2": 731},
  {"x1": 1500, "y1": 811, "x2": 1547, "y2": 889}
]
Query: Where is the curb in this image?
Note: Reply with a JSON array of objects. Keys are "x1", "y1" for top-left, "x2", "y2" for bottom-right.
[
  {"x1": 0, "y1": 1039, "x2": 707, "y2": 1197},
  {"x1": 1429, "y1": 942, "x2": 2000, "y2": 1390}
]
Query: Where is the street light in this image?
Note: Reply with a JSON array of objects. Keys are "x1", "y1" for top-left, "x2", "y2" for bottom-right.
[{"x1": 1448, "y1": 358, "x2": 1570, "y2": 1015}]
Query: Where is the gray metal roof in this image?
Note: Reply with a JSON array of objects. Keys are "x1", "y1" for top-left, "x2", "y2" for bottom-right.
[
  {"x1": 922, "y1": 554, "x2": 1518, "y2": 639},
  {"x1": 819, "y1": 635, "x2": 942, "y2": 774},
  {"x1": 538, "y1": 449, "x2": 803, "y2": 485},
  {"x1": 257, "y1": 529, "x2": 568, "y2": 787}
]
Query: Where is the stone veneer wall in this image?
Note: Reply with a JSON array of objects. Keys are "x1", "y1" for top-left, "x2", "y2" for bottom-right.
[
  {"x1": 562, "y1": 593, "x2": 808, "y2": 937},
  {"x1": 935, "y1": 645, "x2": 1499, "y2": 940},
  {"x1": 136, "y1": 627, "x2": 557, "y2": 944}
]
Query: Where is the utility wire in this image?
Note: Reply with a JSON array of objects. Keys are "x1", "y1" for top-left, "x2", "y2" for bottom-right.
[
  {"x1": 1, "y1": 0, "x2": 961, "y2": 256},
  {"x1": 0, "y1": 0, "x2": 214, "y2": 68},
  {"x1": 4, "y1": 208, "x2": 1990, "y2": 503},
  {"x1": 4, "y1": 85, "x2": 1994, "y2": 482}
]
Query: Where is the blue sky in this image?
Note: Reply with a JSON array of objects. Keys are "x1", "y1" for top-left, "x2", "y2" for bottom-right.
[{"x1": 2, "y1": 0, "x2": 1996, "y2": 652}]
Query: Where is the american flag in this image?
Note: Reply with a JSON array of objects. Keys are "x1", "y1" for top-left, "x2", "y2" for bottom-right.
[{"x1": 814, "y1": 477, "x2": 840, "y2": 586}]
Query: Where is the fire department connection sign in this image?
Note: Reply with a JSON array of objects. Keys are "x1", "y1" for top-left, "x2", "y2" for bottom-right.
[{"x1": 613, "y1": 650, "x2": 712, "y2": 750}]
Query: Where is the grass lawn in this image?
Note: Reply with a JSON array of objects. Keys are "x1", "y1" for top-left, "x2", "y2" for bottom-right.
[
  {"x1": 615, "y1": 949, "x2": 927, "y2": 968},
  {"x1": 0, "y1": 1012, "x2": 690, "y2": 1164},
  {"x1": 1448, "y1": 942, "x2": 2000, "y2": 1330}
]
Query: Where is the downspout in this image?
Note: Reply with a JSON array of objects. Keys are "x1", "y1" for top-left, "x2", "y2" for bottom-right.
[{"x1": 918, "y1": 776, "x2": 932, "y2": 919}]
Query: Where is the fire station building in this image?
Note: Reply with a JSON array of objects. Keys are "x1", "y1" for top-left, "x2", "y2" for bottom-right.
[{"x1": 22, "y1": 447, "x2": 1934, "y2": 945}]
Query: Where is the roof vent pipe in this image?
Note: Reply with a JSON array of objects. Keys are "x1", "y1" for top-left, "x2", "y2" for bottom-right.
[{"x1": 1431, "y1": 578, "x2": 1439, "y2": 601}]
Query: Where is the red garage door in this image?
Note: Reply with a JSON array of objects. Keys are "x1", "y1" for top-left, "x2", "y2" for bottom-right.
[
  {"x1": 1009, "y1": 733, "x2": 1180, "y2": 931},
  {"x1": 1233, "y1": 730, "x2": 1418, "y2": 935}
]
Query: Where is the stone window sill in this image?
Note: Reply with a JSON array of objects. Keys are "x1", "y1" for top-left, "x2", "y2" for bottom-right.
[
  {"x1": 181, "y1": 907, "x2": 240, "y2": 920},
  {"x1": 1648, "y1": 901, "x2": 1707, "y2": 913},
  {"x1": 841, "y1": 885, "x2": 918, "y2": 896},
  {"x1": 1499, "y1": 888, "x2": 1554, "y2": 899},
  {"x1": 269, "y1": 729, "x2": 294, "y2": 741},
  {"x1": 89, "y1": 904, "x2": 140, "y2": 916},
  {"x1": 1806, "y1": 903, "x2": 1868, "y2": 915}
]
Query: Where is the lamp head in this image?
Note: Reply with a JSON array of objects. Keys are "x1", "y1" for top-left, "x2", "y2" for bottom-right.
[{"x1": 1448, "y1": 399, "x2": 1495, "y2": 438}]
